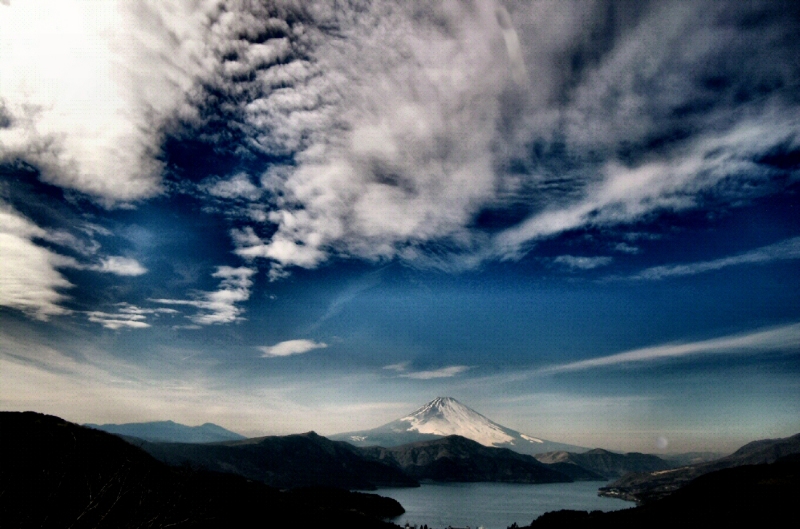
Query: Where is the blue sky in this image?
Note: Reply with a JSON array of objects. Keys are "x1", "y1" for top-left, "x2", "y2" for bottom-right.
[{"x1": 1, "y1": 0, "x2": 799, "y2": 453}]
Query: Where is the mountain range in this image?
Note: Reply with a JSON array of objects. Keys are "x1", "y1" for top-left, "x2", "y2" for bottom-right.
[
  {"x1": 6, "y1": 410, "x2": 798, "y2": 529},
  {"x1": 330, "y1": 397, "x2": 587, "y2": 455},
  {"x1": 360, "y1": 435, "x2": 572, "y2": 484},
  {"x1": 129, "y1": 431, "x2": 418, "y2": 490},
  {"x1": 534, "y1": 448, "x2": 673, "y2": 480},
  {"x1": 85, "y1": 420, "x2": 246, "y2": 443},
  {"x1": 0, "y1": 412, "x2": 402, "y2": 529}
]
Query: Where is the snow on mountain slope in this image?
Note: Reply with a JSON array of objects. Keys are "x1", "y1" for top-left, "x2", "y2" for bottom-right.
[
  {"x1": 330, "y1": 397, "x2": 587, "y2": 455},
  {"x1": 398, "y1": 397, "x2": 515, "y2": 446}
]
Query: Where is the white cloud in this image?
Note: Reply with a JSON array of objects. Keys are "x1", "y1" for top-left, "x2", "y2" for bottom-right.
[
  {"x1": 633, "y1": 237, "x2": 800, "y2": 280},
  {"x1": 260, "y1": 339, "x2": 327, "y2": 358},
  {"x1": 494, "y1": 109, "x2": 800, "y2": 257},
  {"x1": 205, "y1": 173, "x2": 263, "y2": 201},
  {"x1": 221, "y1": 1, "x2": 800, "y2": 274},
  {"x1": 0, "y1": 0, "x2": 216, "y2": 204},
  {"x1": 0, "y1": 203, "x2": 74, "y2": 319},
  {"x1": 539, "y1": 323, "x2": 800, "y2": 374},
  {"x1": 383, "y1": 362, "x2": 410, "y2": 372},
  {"x1": 553, "y1": 255, "x2": 613, "y2": 270},
  {"x1": 399, "y1": 365, "x2": 472, "y2": 380},
  {"x1": 86, "y1": 303, "x2": 177, "y2": 330},
  {"x1": 90, "y1": 256, "x2": 148, "y2": 276},
  {"x1": 152, "y1": 266, "x2": 255, "y2": 325},
  {"x1": 3, "y1": 0, "x2": 797, "y2": 272},
  {"x1": 230, "y1": 1, "x2": 517, "y2": 274}
]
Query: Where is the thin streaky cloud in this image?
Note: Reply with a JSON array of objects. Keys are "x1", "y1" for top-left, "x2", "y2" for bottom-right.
[
  {"x1": 538, "y1": 323, "x2": 800, "y2": 375},
  {"x1": 400, "y1": 365, "x2": 472, "y2": 380},
  {"x1": 633, "y1": 237, "x2": 800, "y2": 280},
  {"x1": 152, "y1": 267, "x2": 255, "y2": 325},
  {"x1": 260, "y1": 339, "x2": 327, "y2": 358},
  {"x1": 383, "y1": 362, "x2": 410, "y2": 372}
]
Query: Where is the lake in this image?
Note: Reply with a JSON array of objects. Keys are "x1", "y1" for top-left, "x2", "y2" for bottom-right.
[{"x1": 378, "y1": 481, "x2": 632, "y2": 529}]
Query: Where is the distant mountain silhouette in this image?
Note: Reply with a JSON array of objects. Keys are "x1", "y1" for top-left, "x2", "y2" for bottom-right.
[
  {"x1": 331, "y1": 397, "x2": 587, "y2": 455},
  {"x1": 85, "y1": 419, "x2": 246, "y2": 443},
  {"x1": 360, "y1": 435, "x2": 573, "y2": 484},
  {"x1": 524, "y1": 454, "x2": 800, "y2": 528},
  {"x1": 0, "y1": 411, "x2": 403, "y2": 529},
  {"x1": 132, "y1": 431, "x2": 419, "y2": 490},
  {"x1": 534, "y1": 448, "x2": 672, "y2": 479},
  {"x1": 600, "y1": 432, "x2": 800, "y2": 503}
]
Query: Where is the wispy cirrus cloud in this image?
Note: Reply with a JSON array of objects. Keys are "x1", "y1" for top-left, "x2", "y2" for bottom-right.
[
  {"x1": 86, "y1": 303, "x2": 178, "y2": 330},
  {"x1": 384, "y1": 362, "x2": 472, "y2": 380},
  {"x1": 260, "y1": 339, "x2": 327, "y2": 358},
  {"x1": 538, "y1": 323, "x2": 800, "y2": 375},
  {"x1": 553, "y1": 255, "x2": 613, "y2": 270},
  {"x1": 87, "y1": 256, "x2": 148, "y2": 276},
  {"x1": 632, "y1": 237, "x2": 800, "y2": 280},
  {"x1": 2, "y1": 0, "x2": 798, "y2": 277},
  {"x1": 152, "y1": 267, "x2": 255, "y2": 325},
  {"x1": 0, "y1": 203, "x2": 74, "y2": 319}
]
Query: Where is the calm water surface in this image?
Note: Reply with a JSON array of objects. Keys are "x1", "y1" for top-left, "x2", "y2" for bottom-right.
[{"x1": 378, "y1": 481, "x2": 631, "y2": 529}]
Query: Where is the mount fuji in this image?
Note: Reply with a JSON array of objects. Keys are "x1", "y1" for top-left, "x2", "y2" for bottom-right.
[{"x1": 330, "y1": 397, "x2": 587, "y2": 456}]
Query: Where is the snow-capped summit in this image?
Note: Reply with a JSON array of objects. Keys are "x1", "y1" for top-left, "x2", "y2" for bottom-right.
[
  {"x1": 330, "y1": 397, "x2": 587, "y2": 455},
  {"x1": 397, "y1": 396, "x2": 517, "y2": 447}
]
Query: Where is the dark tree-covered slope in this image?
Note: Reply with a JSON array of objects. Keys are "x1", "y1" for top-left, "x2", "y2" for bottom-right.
[
  {"x1": 360, "y1": 435, "x2": 573, "y2": 484},
  {"x1": 134, "y1": 430, "x2": 419, "y2": 490},
  {"x1": 525, "y1": 455, "x2": 800, "y2": 528},
  {"x1": 534, "y1": 448, "x2": 672, "y2": 479},
  {"x1": 599, "y1": 432, "x2": 800, "y2": 502},
  {"x1": 0, "y1": 412, "x2": 403, "y2": 529}
]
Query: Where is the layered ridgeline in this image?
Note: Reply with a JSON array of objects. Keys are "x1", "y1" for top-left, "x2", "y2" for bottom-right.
[
  {"x1": 134, "y1": 432, "x2": 583, "y2": 488},
  {"x1": 600, "y1": 432, "x2": 800, "y2": 503},
  {"x1": 331, "y1": 397, "x2": 586, "y2": 455},
  {"x1": 130, "y1": 431, "x2": 419, "y2": 490},
  {"x1": 0, "y1": 412, "x2": 403, "y2": 529},
  {"x1": 534, "y1": 448, "x2": 673, "y2": 480},
  {"x1": 360, "y1": 435, "x2": 574, "y2": 484},
  {"x1": 85, "y1": 420, "x2": 246, "y2": 443}
]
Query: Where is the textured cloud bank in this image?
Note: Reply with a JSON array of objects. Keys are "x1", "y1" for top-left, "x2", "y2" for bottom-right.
[
  {"x1": 0, "y1": 204, "x2": 74, "y2": 319},
  {"x1": 219, "y1": 0, "x2": 800, "y2": 275},
  {"x1": 2, "y1": 0, "x2": 798, "y2": 276},
  {"x1": 0, "y1": 0, "x2": 218, "y2": 203}
]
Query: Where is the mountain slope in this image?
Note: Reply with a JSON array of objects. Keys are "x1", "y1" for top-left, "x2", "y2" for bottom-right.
[
  {"x1": 534, "y1": 448, "x2": 673, "y2": 479},
  {"x1": 85, "y1": 419, "x2": 246, "y2": 443},
  {"x1": 600, "y1": 432, "x2": 800, "y2": 503},
  {"x1": 527, "y1": 455, "x2": 800, "y2": 528},
  {"x1": 0, "y1": 412, "x2": 403, "y2": 529},
  {"x1": 360, "y1": 435, "x2": 573, "y2": 484},
  {"x1": 331, "y1": 397, "x2": 586, "y2": 455},
  {"x1": 133, "y1": 431, "x2": 419, "y2": 490}
]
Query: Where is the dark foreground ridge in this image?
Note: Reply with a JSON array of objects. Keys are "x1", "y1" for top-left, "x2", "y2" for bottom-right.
[
  {"x1": 0, "y1": 412, "x2": 403, "y2": 529},
  {"x1": 522, "y1": 454, "x2": 800, "y2": 528}
]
